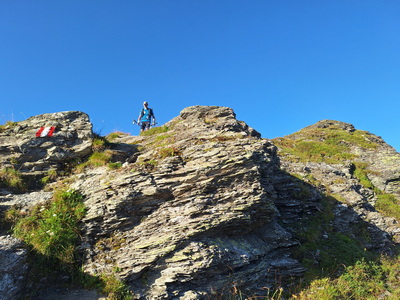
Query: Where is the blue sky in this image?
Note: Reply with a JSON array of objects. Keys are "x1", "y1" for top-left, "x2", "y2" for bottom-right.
[{"x1": 1, "y1": 1, "x2": 399, "y2": 151}]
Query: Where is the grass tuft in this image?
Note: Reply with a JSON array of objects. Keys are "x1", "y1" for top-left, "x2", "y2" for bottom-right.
[
  {"x1": 158, "y1": 147, "x2": 182, "y2": 159},
  {"x1": 0, "y1": 121, "x2": 18, "y2": 132},
  {"x1": 8, "y1": 187, "x2": 134, "y2": 299},
  {"x1": 11, "y1": 188, "x2": 85, "y2": 263},
  {"x1": 0, "y1": 166, "x2": 26, "y2": 191},
  {"x1": 75, "y1": 150, "x2": 113, "y2": 172},
  {"x1": 100, "y1": 274, "x2": 133, "y2": 300},
  {"x1": 106, "y1": 131, "x2": 128, "y2": 142},
  {"x1": 296, "y1": 256, "x2": 400, "y2": 299},
  {"x1": 376, "y1": 194, "x2": 400, "y2": 220},
  {"x1": 41, "y1": 169, "x2": 58, "y2": 185},
  {"x1": 140, "y1": 125, "x2": 169, "y2": 136}
]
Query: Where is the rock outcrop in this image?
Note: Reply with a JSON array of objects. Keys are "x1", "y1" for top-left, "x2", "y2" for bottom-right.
[
  {"x1": 286, "y1": 119, "x2": 400, "y2": 196},
  {"x1": 0, "y1": 111, "x2": 93, "y2": 180},
  {"x1": 0, "y1": 111, "x2": 93, "y2": 300},
  {"x1": 0, "y1": 108, "x2": 399, "y2": 299},
  {"x1": 273, "y1": 120, "x2": 400, "y2": 246},
  {"x1": 71, "y1": 106, "x2": 301, "y2": 298},
  {"x1": 0, "y1": 235, "x2": 28, "y2": 300}
]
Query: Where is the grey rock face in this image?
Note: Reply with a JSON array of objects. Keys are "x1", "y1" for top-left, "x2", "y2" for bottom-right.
[
  {"x1": 167, "y1": 105, "x2": 261, "y2": 139},
  {"x1": 275, "y1": 118, "x2": 400, "y2": 250},
  {"x1": 0, "y1": 111, "x2": 93, "y2": 298},
  {"x1": 56, "y1": 106, "x2": 303, "y2": 298},
  {"x1": 0, "y1": 111, "x2": 93, "y2": 175},
  {"x1": 0, "y1": 190, "x2": 53, "y2": 221},
  {"x1": 356, "y1": 148, "x2": 400, "y2": 196},
  {"x1": 278, "y1": 161, "x2": 400, "y2": 247},
  {"x1": 71, "y1": 106, "x2": 297, "y2": 298},
  {"x1": 0, "y1": 235, "x2": 28, "y2": 300},
  {"x1": 284, "y1": 119, "x2": 400, "y2": 198},
  {"x1": 306, "y1": 119, "x2": 356, "y2": 132}
]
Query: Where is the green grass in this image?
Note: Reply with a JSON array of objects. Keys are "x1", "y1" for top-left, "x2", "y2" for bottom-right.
[
  {"x1": 12, "y1": 188, "x2": 86, "y2": 263},
  {"x1": 99, "y1": 274, "x2": 133, "y2": 300},
  {"x1": 139, "y1": 125, "x2": 170, "y2": 136},
  {"x1": 351, "y1": 162, "x2": 379, "y2": 192},
  {"x1": 92, "y1": 137, "x2": 107, "y2": 152},
  {"x1": 292, "y1": 194, "x2": 376, "y2": 280},
  {"x1": 135, "y1": 159, "x2": 158, "y2": 172},
  {"x1": 274, "y1": 127, "x2": 379, "y2": 163},
  {"x1": 158, "y1": 147, "x2": 182, "y2": 159},
  {"x1": 7, "y1": 187, "x2": 133, "y2": 299},
  {"x1": 106, "y1": 131, "x2": 126, "y2": 142},
  {"x1": 292, "y1": 181, "x2": 313, "y2": 199},
  {"x1": 75, "y1": 150, "x2": 113, "y2": 172},
  {"x1": 0, "y1": 166, "x2": 26, "y2": 191},
  {"x1": 351, "y1": 163, "x2": 400, "y2": 221},
  {"x1": 376, "y1": 194, "x2": 400, "y2": 220},
  {"x1": 142, "y1": 133, "x2": 176, "y2": 148},
  {"x1": 40, "y1": 168, "x2": 58, "y2": 185},
  {"x1": 108, "y1": 162, "x2": 123, "y2": 170},
  {"x1": 155, "y1": 134, "x2": 172, "y2": 141},
  {"x1": 296, "y1": 256, "x2": 400, "y2": 299},
  {"x1": 274, "y1": 139, "x2": 356, "y2": 163},
  {"x1": 288, "y1": 127, "x2": 379, "y2": 149},
  {"x1": 77, "y1": 271, "x2": 134, "y2": 300},
  {"x1": 286, "y1": 173, "x2": 400, "y2": 299},
  {"x1": 288, "y1": 192, "x2": 400, "y2": 299},
  {"x1": 271, "y1": 126, "x2": 400, "y2": 298},
  {"x1": 91, "y1": 132, "x2": 111, "y2": 152},
  {"x1": 212, "y1": 254, "x2": 400, "y2": 299},
  {"x1": 74, "y1": 132, "x2": 129, "y2": 172},
  {"x1": 0, "y1": 121, "x2": 18, "y2": 132}
]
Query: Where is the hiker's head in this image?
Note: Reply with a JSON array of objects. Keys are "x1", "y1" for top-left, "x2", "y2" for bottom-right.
[{"x1": 143, "y1": 101, "x2": 148, "y2": 108}]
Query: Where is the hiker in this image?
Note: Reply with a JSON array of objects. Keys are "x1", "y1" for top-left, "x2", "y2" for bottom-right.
[{"x1": 137, "y1": 101, "x2": 156, "y2": 132}]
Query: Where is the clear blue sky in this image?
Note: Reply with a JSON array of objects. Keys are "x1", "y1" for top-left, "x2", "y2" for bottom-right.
[{"x1": 1, "y1": 1, "x2": 399, "y2": 151}]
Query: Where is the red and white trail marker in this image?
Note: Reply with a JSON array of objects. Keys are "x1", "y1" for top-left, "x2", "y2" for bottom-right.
[{"x1": 36, "y1": 126, "x2": 56, "y2": 137}]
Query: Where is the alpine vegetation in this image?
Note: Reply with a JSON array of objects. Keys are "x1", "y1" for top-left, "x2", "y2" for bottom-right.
[{"x1": 0, "y1": 107, "x2": 399, "y2": 299}]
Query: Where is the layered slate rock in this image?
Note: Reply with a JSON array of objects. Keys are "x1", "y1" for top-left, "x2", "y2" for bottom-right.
[
  {"x1": 0, "y1": 111, "x2": 93, "y2": 175},
  {"x1": 1, "y1": 109, "x2": 399, "y2": 299},
  {"x1": 0, "y1": 235, "x2": 28, "y2": 300},
  {"x1": 71, "y1": 106, "x2": 303, "y2": 298},
  {"x1": 67, "y1": 110, "x2": 399, "y2": 299},
  {"x1": 175, "y1": 105, "x2": 261, "y2": 139}
]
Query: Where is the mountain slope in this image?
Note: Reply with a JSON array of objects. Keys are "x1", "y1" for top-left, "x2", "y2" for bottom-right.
[{"x1": 0, "y1": 107, "x2": 399, "y2": 299}]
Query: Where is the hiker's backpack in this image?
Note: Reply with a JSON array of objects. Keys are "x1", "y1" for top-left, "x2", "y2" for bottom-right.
[{"x1": 141, "y1": 108, "x2": 153, "y2": 121}]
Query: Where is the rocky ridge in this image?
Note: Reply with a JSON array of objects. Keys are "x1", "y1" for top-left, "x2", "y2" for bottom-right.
[{"x1": 0, "y1": 106, "x2": 399, "y2": 299}]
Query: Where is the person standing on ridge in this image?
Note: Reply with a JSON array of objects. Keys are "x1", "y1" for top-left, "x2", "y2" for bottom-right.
[{"x1": 137, "y1": 101, "x2": 156, "y2": 132}]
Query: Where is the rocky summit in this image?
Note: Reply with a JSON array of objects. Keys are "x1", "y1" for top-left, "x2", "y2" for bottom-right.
[{"x1": 0, "y1": 106, "x2": 399, "y2": 299}]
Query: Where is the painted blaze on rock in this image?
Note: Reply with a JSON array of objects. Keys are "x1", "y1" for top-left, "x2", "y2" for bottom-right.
[{"x1": 0, "y1": 111, "x2": 93, "y2": 174}]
